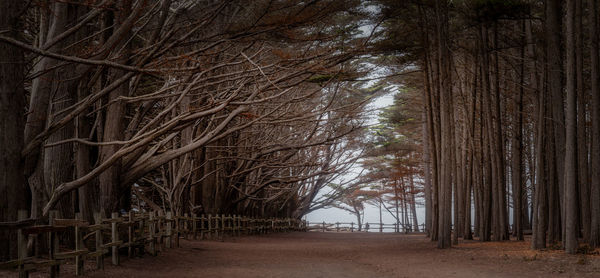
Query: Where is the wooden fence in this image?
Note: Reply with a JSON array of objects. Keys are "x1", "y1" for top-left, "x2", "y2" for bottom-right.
[
  {"x1": 0, "y1": 210, "x2": 306, "y2": 278},
  {"x1": 306, "y1": 222, "x2": 529, "y2": 235},
  {"x1": 306, "y1": 221, "x2": 426, "y2": 233}
]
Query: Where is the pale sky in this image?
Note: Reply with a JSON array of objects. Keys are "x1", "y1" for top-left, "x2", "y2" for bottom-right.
[{"x1": 305, "y1": 92, "x2": 425, "y2": 231}]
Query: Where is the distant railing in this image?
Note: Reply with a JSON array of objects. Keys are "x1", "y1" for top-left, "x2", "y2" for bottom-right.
[
  {"x1": 0, "y1": 210, "x2": 306, "y2": 277},
  {"x1": 306, "y1": 221, "x2": 425, "y2": 233},
  {"x1": 305, "y1": 222, "x2": 533, "y2": 235}
]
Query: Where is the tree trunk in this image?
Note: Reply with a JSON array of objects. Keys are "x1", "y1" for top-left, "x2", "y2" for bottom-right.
[
  {"x1": 420, "y1": 15, "x2": 435, "y2": 235},
  {"x1": 564, "y1": 0, "x2": 578, "y2": 254},
  {"x1": 547, "y1": 0, "x2": 565, "y2": 244},
  {"x1": 589, "y1": 0, "x2": 600, "y2": 248},
  {"x1": 409, "y1": 173, "x2": 420, "y2": 232},
  {"x1": 99, "y1": 1, "x2": 131, "y2": 215},
  {"x1": 481, "y1": 23, "x2": 494, "y2": 242},
  {"x1": 492, "y1": 23, "x2": 508, "y2": 241},
  {"x1": 423, "y1": 115, "x2": 433, "y2": 236},
  {"x1": 435, "y1": 0, "x2": 452, "y2": 249},
  {"x1": 576, "y1": 0, "x2": 590, "y2": 243},
  {"x1": 512, "y1": 19, "x2": 525, "y2": 241},
  {"x1": 25, "y1": 2, "x2": 69, "y2": 220},
  {"x1": 532, "y1": 61, "x2": 548, "y2": 249},
  {"x1": 0, "y1": 0, "x2": 28, "y2": 261}
]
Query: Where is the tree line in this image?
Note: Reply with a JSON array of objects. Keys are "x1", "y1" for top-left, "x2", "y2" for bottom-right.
[
  {"x1": 0, "y1": 0, "x2": 376, "y2": 260},
  {"x1": 374, "y1": 0, "x2": 600, "y2": 253}
]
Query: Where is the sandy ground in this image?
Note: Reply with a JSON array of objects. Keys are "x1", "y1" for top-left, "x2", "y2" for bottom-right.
[{"x1": 3, "y1": 232, "x2": 600, "y2": 277}]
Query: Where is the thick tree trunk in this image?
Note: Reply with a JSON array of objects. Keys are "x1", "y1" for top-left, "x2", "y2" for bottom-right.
[
  {"x1": 435, "y1": 0, "x2": 452, "y2": 249},
  {"x1": 420, "y1": 13, "x2": 436, "y2": 235},
  {"x1": 589, "y1": 0, "x2": 600, "y2": 248},
  {"x1": 43, "y1": 69, "x2": 76, "y2": 220},
  {"x1": 547, "y1": 0, "x2": 565, "y2": 243},
  {"x1": 0, "y1": 0, "x2": 28, "y2": 261},
  {"x1": 576, "y1": 0, "x2": 590, "y2": 243},
  {"x1": 464, "y1": 74, "x2": 475, "y2": 240},
  {"x1": 532, "y1": 66, "x2": 548, "y2": 249},
  {"x1": 481, "y1": 24, "x2": 494, "y2": 242},
  {"x1": 25, "y1": 2, "x2": 69, "y2": 220},
  {"x1": 452, "y1": 75, "x2": 459, "y2": 245},
  {"x1": 42, "y1": 2, "x2": 87, "y2": 221},
  {"x1": 99, "y1": 1, "x2": 131, "y2": 215},
  {"x1": 492, "y1": 23, "x2": 508, "y2": 241},
  {"x1": 547, "y1": 104, "x2": 562, "y2": 244},
  {"x1": 512, "y1": 19, "x2": 525, "y2": 241},
  {"x1": 564, "y1": 0, "x2": 578, "y2": 254},
  {"x1": 423, "y1": 117, "x2": 433, "y2": 236},
  {"x1": 76, "y1": 82, "x2": 100, "y2": 223}
]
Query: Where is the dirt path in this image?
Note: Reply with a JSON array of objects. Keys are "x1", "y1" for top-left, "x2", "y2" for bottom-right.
[{"x1": 10, "y1": 232, "x2": 600, "y2": 277}]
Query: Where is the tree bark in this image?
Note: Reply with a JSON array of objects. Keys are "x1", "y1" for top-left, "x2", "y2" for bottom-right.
[
  {"x1": 589, "y1": 0, "x2": 600, "y2": 248},
  {"x1": 492, "y1": 23, "x2": 508, "y2": 241},
  {"x1": 547, "y1": 0, "x2": 565, "y2": 244},
  {"x1": 532, "y1": 61, "x2": 548, "y2": 249},
  {"x1": 564, "y1": 0, "x2": 579, "y2": 254},
  {"x1": 0, "y1": 0, "x2": 28, "y2": 261},
  {"x1": 575, "y1": 0, "x2": 590, "y2": 243},
  {"x1": 511, "y1": 19, "x2": 525, "y2": 241},
  {"x1": 99, "y1": 1, "x2": 131, "y2": 215},
  {"x1": 435, "y1": 0, "x2": 452, "y2": 249}
]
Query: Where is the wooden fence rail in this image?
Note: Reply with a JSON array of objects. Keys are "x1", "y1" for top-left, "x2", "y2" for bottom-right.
[
  {"x1": 306, "y1": 221, "x2": 426, "y2": 233},
  {"x1": 0, "y1": 210, "x2": 306, "y2": 277}
]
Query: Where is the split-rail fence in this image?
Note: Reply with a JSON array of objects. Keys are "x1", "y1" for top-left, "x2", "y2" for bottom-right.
[
  {"x1": 0, "y1": 210, "x2": 306, "y2": 277},
  {"x1": 306, "y1": 221, "x2": 426, "y2": 233}
]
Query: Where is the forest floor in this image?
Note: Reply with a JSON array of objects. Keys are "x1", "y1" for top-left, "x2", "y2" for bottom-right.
[{"x1": 6, "y1": 232, "x2": 600, "y2": 278}]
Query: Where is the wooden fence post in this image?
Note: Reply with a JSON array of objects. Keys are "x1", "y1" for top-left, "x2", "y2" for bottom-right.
[
  {"x1": 165, "y1": 211, "x2": 172, "y2": 248},
  {"x1": 232, "y1": 215, "x2": 237, "y2": 236},
  {"x1": 201, "y1": 214, "x2": 206, "y2": 240},
  {"x1": 111, "y1": 212, "x2": 120, "y2": 266},
  {"x1": 351, "y1": 222, "x2": 354, "y2": 232},
  {"x1": 184, "y1": 213, "x2": 188, "y2": 239},
  {"x1": 336, "y1": 222, "x2": 340, "y2": 232},
  {"x1": 177, "y1": 212, "x2": 182, "y2": 247},
  {"x1": 228, "y1": 214, "x2": 232, "y2": 236},
  {"x1": 17, "y1": 210, "x2": 28, "y2": 278},
  {"x1": 220, "y1": 214, "x2": 225, "y2": 239},
  {"x1": 49, "y1": 210, "x2": 59, "y2": 277},
  {"x1": 138, "y1": 212, "x2": 145, "y2": 254},
  {"x1": 93, "y1": 212, "x2": 104, "y2": 269},
  {"x1": 148, "y1": 211, "x2": 156, "y2": 256},
  {"x1": 207, "y1": 214, "x2": 212, "y2": 240},
  {"x1": 322, "y1": 221, "x2": 325, "y2": 232},
  {"x1": 215, "y1": 215, "x2": 220, "y2": 239},
  {"x1": 192, "y1": 213, "x2": 197, "y2": 240},
  {"x1": 242, "y1": 217, "x2": 247, "y2": 235},
  {"x1": 157, "y1": 211, "x2": 163, "y2": 252},
  {"x1": 75, "y1": 212, "x2": 84, "y2": 276},
  {"x1": 127, "y1": 211, "x2": 134, "y2": 257},
  {"x1": 175, "y1": 211, "x2": 180, "y2": 248}
]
